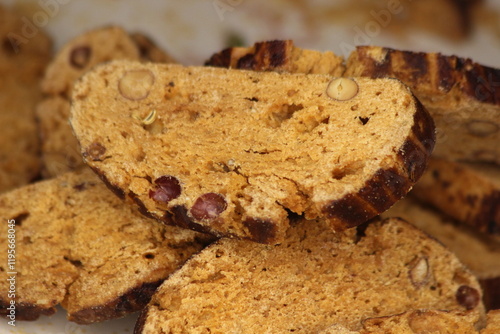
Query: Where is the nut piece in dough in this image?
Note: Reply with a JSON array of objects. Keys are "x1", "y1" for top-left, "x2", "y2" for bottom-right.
[
  {"x1": 326, "y1": 78, "x2": 359, "y2": 101},
  {"x1": 118, "y1": 69, "x2": 155, "y2": 100}
]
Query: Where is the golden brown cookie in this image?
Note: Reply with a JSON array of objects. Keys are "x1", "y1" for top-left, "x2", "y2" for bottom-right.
[
  {"x1": 37, "y1": 26, "x2": 175, "y2": 177},
  {"x1": 70, "y1": 60, "x2": 435, "y2": 244},
  {"x1": 135, "y1": 217, "x2": 484, "y2": 333},
  {"x1": 0, "y1": 169, "x2": 213, "y2": 323}
]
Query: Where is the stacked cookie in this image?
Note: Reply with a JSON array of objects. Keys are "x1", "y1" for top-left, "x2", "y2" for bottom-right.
[
  {"x1": 37, "y1": 26, "x2": 175, "y2": 178},
  {"x1": 0, "y1": 5, "x2": 499, "y2": 332},
  {"x1": 0, "y1": 5, "x2": 51, "y2": 193}
]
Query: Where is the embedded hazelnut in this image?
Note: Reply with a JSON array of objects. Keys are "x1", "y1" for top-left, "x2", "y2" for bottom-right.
[
  {"x1": 409, "y1": 256, "x2": 430, "y2": 288},
  {"x1": 149, "y1": 176, "x2": 181, "y2": 204},
  {"x1": 118, "y1": 69, "x2": 155, "y2": 100},
  {"x1": 326, "y1": 78, "x2": 359, "y2": 101},
  {"x1": 69, "y1": 46, "x2": 91, "y2": 69},
  {"x1": 190, "y1": 193, "x2": 227, "y2": 221},
  {"x1": 455, "y1": 285, "x2": 480, "y2": 310},
  {"x1": 466, "y1": 120, "x2": 498, "y2": 137},
  {"x1": 84, "y1": 142, "x2": 106, "y2": 161}
]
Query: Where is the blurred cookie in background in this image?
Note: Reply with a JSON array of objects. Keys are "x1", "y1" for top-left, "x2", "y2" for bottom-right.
[{"x1": 0, "y1": 4, "x2": 52, "y2": 193}]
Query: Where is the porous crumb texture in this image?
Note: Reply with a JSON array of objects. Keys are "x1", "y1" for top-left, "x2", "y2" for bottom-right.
[
  {"x1": 345, "y1": 46, "x2": 500, "y2": 165},
  {"x1": 0, "y1": 5, "x2": 52, "y2": 193},
  {"x1": 382, "y1": 197, "x2": 500, "y2": 311},
  {"x1": 0, "y1": 169, "x2": 212, "y2": 324},
  {"x1": 383, "y1": 197, "x2": 500, "y2": 281},
  {"x1": 208, "y1": 41, "x2": 499, "y2": 165},
  {"x1": 411, "y1": 158, "x2": 500, "y2": 240},
  {"x1": 481, "y1": 310, "x2": 500, "y2": 334},
  {"x1": 37, "y1": 26, "x2": 175, "y2": 177},
  {"x1": 136, "y1": 218, "x2": 484, "y2": 334},
  {"x1": 70, "y1": 60, "x2": 435, "y2": 244},
  {"x1": 320, "y1": 309, "x2": 480, "y2": 334}
]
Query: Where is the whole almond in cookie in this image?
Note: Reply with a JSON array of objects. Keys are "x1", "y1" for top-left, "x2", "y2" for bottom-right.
[{"x1": 70, "y1": 60, "x2": 435, "y2": 244}]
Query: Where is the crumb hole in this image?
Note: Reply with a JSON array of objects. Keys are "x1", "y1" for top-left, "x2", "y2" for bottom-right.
[
  {"x1": 358, "y1": 116, "x2": 370, "y2": 125},
  {"x1": 64, "y1": 257, "x2": 83, "y2": 268},
  {"x1": 10, "y1": 212, "x2": 30, "y2": 226},
  {"x1": 271, "y1": 103, "x2": 303, "y2": 125},
  {"x1": 144, "y1": 253, "x2": 155, "y2": 259},
  {"x1": 331, "y1": 161, "x2": 365, "y2": 180}
]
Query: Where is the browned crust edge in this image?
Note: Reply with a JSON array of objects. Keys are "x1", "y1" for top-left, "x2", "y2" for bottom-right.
[
  {"x1": 480, "y1": 277, "x2": 500, "y2": 311},
  {"x1": 67, "y1": 279, "x2": 164, "y2": 325},
  {"x1": 133, "y1": 304, "x2": 150, "y2": 334},
  {"x1": 0, "y1": 300, "x2": 56, "y2": 321},
  {"x1": 353, "y1": 46, "x2": 500, "y2": 106},
  {"x1": 205, "y1": 40, "x2": 292, "y2": 71},
  {"x1": 322, "y1": 96, "x2": 436, "y2": 229},
  {"x1": 0, "y1": 279, "x2": 164, "y2": 324}
]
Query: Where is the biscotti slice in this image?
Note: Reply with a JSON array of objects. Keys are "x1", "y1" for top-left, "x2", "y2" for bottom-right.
[
  {"x1": 320, "y1": 309, "x2": 481, "y2": 334},
  {"x1": 411, "y1": 158, "x2": 500, "y2": 240},
  {"x1": 0, "y1": 168, "x2": 212, "y2": 324},
  {"x1": 0, "y1": 5, "x2": 52, "y2": 193},
  {"x1": 382, "y1": 197, "x2": 500, "y2": 310},
  {"x1": 345, "y1": 46, "x2": 500, "y2": 164},
  {"x1": 70, "y1": 60, "x2": 435, "y2": 244},
  {"x1": 37, "y1": 26, "x2": 176, "y2": 178},
  {"x1": 205, "y1": 40, "x2": 344, "y2": 76},
  {"x1": 134, "y1": 217, "x2": 484, "y2": 333}
]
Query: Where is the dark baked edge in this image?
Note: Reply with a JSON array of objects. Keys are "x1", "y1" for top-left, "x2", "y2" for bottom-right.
[
  {"x1": 133, "y1": 303, "x2": 150, "y2": 334},
  {"x1": 207, "y1": 41, "x2": 500, "y2": 106},
  {"x1": 322, "y1": 98, "x2": 435, "y2": 230},
  {"x1": 67, "y1": 279, "x2": 164, "y2": 324},
  {"x1": 0, "y1": 279, "x2": 164, "y2": 324},
  {"x1": 205, "y1": 40, "x2": 292, "y2": 72},
  {"x1": 480, "y1": 276, "x2": 500, "y2": 311},
  {"x1": 352, "y1": 45, "x2": 500, "y2": 106},
  {"x1": 0, "y1": 300, "x2": 56, "y2": 321}
]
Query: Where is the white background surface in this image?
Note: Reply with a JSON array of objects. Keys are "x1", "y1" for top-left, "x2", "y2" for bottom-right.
[{"x1": 1, "y1": 0, "x2": 499, "y2": 333}]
